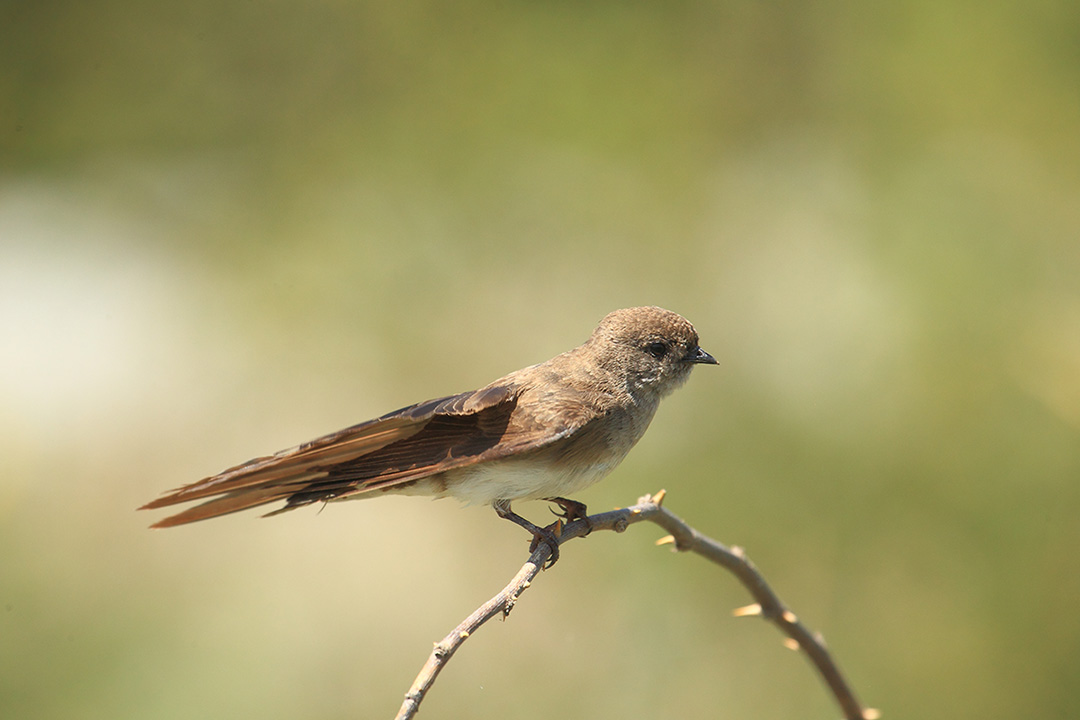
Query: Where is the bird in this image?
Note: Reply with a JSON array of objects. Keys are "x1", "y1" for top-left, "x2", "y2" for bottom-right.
[{"x1": 140, "y1": 306, "x2": 717, "y2": 565}]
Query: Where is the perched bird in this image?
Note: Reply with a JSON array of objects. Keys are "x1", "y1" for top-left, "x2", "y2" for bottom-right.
[{"x1": 141, "y1": 306, "x2": 716, "y2": 564}]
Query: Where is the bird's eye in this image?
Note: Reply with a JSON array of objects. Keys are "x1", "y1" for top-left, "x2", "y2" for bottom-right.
[{"x1": 644, "y1": 341, "x2": 669, "y2": 359}]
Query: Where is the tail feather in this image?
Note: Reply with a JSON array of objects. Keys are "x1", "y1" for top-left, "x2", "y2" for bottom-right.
[
  {"x1": 147, "y1": 485, "x2": 301, "y2": 528},
  {"x1": 141, "y1": 417, "x2": 422, "y2": 511}
]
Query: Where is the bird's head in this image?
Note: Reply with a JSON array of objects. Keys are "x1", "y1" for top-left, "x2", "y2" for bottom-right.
[{"x1": 587, "y1": 306, "x2": 717, "y2": 399}]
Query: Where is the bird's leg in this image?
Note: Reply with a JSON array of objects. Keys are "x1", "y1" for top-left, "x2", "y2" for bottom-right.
[
  {"x1": 544, "y1": 496, "x2": 593, "y2": 536},
  {"x1": 493, "y1": 500, "x2": 562, "y2": 568}
]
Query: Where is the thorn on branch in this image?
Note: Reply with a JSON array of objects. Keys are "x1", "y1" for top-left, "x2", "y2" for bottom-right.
[{"x1": 733, "y1": 603, "x2": 763, "y2": 617}]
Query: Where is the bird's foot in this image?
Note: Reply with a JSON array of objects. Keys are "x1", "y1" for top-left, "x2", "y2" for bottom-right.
[
  {"x1": 494, "y1": 500, "x2": 563, "y2": 568},
  {"x1": 528, "y1": 521, "x2": 564, "y2": 568},
  {"x1": 545, "y1": 496, "x2": 592, "y2": 536}
]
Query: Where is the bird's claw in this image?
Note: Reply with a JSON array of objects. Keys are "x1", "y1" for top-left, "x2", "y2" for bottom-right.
[
  {"x1": 528, "y1": 521, "x2": 563, "y2": 568},
  {"x1": 546, "y1": 497, "x2": 592, "y2": 536}
]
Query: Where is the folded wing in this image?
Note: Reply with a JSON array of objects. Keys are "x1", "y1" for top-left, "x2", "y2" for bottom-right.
[{"x1": 141, "y1": 383, "x2": 574, "y2": 528}]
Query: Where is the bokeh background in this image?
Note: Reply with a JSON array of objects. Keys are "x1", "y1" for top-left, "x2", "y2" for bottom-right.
[{"x1": 3, "y1": 2, "x2": 1079, "y2": 718}]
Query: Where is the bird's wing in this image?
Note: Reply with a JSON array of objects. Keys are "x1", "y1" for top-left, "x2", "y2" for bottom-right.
[{"x1": 140, "y1": 382, "x2": 585, "y2": 527}]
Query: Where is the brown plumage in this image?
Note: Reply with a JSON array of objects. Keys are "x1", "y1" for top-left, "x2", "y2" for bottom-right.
[{"x1": 141, "y1": 307, "x2": 717, "y2": 558}]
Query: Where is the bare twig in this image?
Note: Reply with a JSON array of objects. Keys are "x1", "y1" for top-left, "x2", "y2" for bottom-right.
[{"x1": 394, "y1": 491, "x2": 876, "y2": 720}]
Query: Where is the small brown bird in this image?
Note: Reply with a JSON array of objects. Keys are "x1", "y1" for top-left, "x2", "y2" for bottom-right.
[{"x1": 141, "y1": 306, "x2": 716, "y2": 563}]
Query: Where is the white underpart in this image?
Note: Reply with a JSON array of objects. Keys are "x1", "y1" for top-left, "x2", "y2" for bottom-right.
[{"x1": 395, "y1": 458, "x2": 618, "y2": 506}]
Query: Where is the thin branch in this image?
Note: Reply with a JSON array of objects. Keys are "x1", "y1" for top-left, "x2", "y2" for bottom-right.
[{"x1": 394, "y1": 491, "x2": 877, "y2": 720}]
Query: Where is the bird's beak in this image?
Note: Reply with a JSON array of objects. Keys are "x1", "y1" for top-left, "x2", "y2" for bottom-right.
[{"x1": 685, "y1": 346, "x2": 718, "y2": 365}]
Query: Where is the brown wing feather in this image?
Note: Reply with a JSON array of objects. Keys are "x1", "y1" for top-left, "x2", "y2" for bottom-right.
[
  {"x1": 274, "y1": 384, "x2": 593, "y2": 507},
  {"x1": 141, "y1": 384, "x2": 557, "y2": 527}
]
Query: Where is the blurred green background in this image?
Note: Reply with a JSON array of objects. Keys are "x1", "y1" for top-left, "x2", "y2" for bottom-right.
[{"x1": 3, "y1": 1, "x2": 1079, "y2": 718}]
